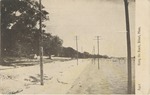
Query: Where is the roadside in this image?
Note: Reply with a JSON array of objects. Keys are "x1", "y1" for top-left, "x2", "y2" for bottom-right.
[
  {"x1": 67, "y1": 59, "x2": 135, "y2": 94},
  {"x1": 0, "y1": 58, "x2": 90, "y2": 94},
  {"x1": 0, "y1": 58, "x2": 135, "y2": 94},
  {"x1": 0, "y1": 57, "x2": 72, "y2": 70}
]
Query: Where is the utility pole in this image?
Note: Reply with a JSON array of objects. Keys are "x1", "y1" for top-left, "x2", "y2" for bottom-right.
[
  {"x1": 97, "y1": 36, "x2": 100, "y2": 55},
  {"x1": 81, "y1": 47, "x2": 84, "y2": 61},
  {"x1": 93, "y1": 46, "x2": 95, "y2": 64},
  {"x1": 0, "y1": 0, "x2": 2, "y2": 64},
  {"x1": 96, "y1": 36, "x2": 100, "y2": 69},
  {"x1": 123, "y1": 0, "x2": 132, "y2": 93},
  {"x1": 39, "y1": 0, "x2": 44, "y2": 85},
  {"x1": 75, "y1": 36, "x2": 78, "y2": 65}
]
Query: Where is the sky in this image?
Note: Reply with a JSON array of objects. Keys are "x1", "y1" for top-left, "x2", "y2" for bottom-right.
[{"x1": 41, "y1": 0, "x2": 135, "y2": 57}]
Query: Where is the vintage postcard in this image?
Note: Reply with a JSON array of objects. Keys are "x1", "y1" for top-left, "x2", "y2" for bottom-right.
[
  {"x1": 135, "y1": 0, "x2": 150, "y2": 94},
  {"x1": 0, "y1": 0, "x2": 149, "y2": 94}
]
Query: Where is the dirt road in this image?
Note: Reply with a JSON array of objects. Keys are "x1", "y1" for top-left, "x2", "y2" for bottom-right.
[
  {"x1": 0, "y1": 58, "x2": 135, "y2": 94},
  {"x1": 68, "y1": 59, "x2": 135, "y2": 94}
]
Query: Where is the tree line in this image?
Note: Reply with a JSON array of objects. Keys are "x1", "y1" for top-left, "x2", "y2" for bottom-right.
[
  {"x1": 1, "y1": 0, "x2": 109, "y2": 59},
  {"x1": 1, "y1": 0, "x2": 61, "y2": 58}
]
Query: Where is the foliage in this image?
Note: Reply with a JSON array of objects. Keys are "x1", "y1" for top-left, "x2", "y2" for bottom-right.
[
  {"x1": 43, "y1": 34, "x2": 63, "y2": 59},
  {"x1": 1, "y1": 0, "x2": 49, "y2": 57},
  {"x1": 1, "y1": 0, "x2": 109, "y2": 59}
]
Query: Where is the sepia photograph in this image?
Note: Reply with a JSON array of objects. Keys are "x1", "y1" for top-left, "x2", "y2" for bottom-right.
[{"x1": 0, "y1": 0, "x2": 135, "y2": 94}]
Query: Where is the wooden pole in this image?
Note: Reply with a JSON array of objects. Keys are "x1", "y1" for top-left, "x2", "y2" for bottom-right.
[
  {"x1": 0, "y1": 0, "x2": 1, "y2": 64},
  {"x1": 93, "y1": 46, "x2": 95, "y2": 64},
  {"x1": 39, "y1": 0, "x2": 44, "y2": 85},
  {"x1": 97, "y1": 36, "x2": 99, "y2": 55},
  {"x1": 76, "y1": 36, "x2": 78, "y2": 65},
  {"x1": 97, "y1": 36, "x2": 100, "y2": 69},
  {"x1": 123, "y1": 0, "x2": 132, "y2": 93}
]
